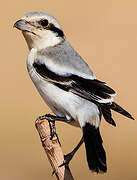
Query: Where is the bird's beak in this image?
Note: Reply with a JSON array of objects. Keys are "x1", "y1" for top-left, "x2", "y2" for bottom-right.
[{"x1": 13, "y1": 19, "x2": 34, "y2": 33}]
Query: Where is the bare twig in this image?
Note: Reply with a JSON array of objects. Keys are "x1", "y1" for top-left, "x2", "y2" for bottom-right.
[{"x1": 35, "y1": 119, "x2": 74, "y2": 180}]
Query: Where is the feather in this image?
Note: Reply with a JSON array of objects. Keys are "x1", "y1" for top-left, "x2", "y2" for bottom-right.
[
  {"x1": 83, "y1": 123, "x2": 107, "y2": 173},
  {"x1": 110, "y1": 102, "x2": 134, "y2": 120},
  {"x1": 100, "y1": 104, "x2": 116, "y2": 126},
  {"x1": 33, "y1": 62, "x2": 115, "y2": 104}
]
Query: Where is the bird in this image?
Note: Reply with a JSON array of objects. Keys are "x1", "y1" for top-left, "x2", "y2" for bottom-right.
[{"x1": 14, "y1": 12, "x2": 134, "y2": 173}]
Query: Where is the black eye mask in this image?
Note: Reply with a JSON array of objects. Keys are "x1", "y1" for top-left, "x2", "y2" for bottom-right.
[{"x1": 46, "y1": 23, "x2": 64, "y2": 37}]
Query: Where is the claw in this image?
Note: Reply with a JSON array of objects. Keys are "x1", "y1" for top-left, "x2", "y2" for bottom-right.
[
  {"x1": 59, "y1": 152, "x2": 74, "y2": 168},
  {"x1": 48, "y1": 120, "x2": 61, "y2": 145},
  {"x1": 59, "y1": 162, "x2": 68, "y2": 168},
  {"x1": 52, "y1": 170, "x2": 56, "y2": 176},
  {"x1": 36, "y1": 115, "x2": 47, "y2": 122},
  {"x1": 36, "y1": 113, "x2": 67, "y2": 145},
  {"x1": 50, "y1": 131, "x2": 56, "y2": 140},
  {"x1": 48, "y1": 120, "x2": 55, "y2": 139}
]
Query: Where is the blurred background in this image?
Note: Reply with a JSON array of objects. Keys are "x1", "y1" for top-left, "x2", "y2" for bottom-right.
[{"x1": 1, "y1": 0, "x2": 137, "y2": 179}]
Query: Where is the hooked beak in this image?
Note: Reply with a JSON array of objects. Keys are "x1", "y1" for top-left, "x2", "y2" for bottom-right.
[{"x1": 13, "y1": 19, "x2": 35, "y2": 34}]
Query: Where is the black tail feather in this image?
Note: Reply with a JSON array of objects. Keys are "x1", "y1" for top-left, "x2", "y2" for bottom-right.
[
  {"x1": 83, "y1": 123, "x2": 107, "y2": 173},
  {"x1": 110, "y1": 102, "x2": 134, "y2": 120},
  {"x1": 100, "y1": 104, "x2": 116, "y2": 126},
  {"x1": 100, "y1": 102, "x2": 134, "y2": 126}
]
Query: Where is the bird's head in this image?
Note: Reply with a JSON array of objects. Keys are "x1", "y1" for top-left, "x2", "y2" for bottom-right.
[{"x1": 14, "y1": 12, "x2": 65, "y2": 50}]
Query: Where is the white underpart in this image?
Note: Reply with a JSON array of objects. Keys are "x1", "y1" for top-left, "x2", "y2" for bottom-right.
[
  {"x1": 27, "y1": 48, "x2": 37, "y2": 70},
  {"x1": 27, "y1": 49, "x2": 101, "y2": 128},
  {"x1": 33, "y1": 33, "x2": 61, "y2": 50}
]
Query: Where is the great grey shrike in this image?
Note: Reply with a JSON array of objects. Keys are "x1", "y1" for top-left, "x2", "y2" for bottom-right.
[{"x1": 14, "y1": 12, "x2": 134, "y2": 173}]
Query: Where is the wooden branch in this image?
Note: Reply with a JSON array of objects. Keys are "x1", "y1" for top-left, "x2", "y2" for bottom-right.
[{"x1": 35, "y1": 119, "x2": 74, "y2": 180}]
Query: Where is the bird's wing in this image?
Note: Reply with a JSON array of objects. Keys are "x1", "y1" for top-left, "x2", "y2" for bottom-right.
[
  {"x1": 33, "y1": 61, "x2": 116, "y2": 104},
  {"x1": 38, "y1": 40, "x2": 96, "y2": 80}
]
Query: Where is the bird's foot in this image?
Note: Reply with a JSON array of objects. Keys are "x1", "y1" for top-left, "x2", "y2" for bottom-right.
[
  {"x1": 59, "y1": 152, "x2": 74, "y2": 167},
  {"x1": 48, "y1": 119, "x2": 61, "y2": 145},
  {"x1": 36, "y1": 114, "x2": 55, "y2": 121},
  {"x1": 48, "y1": 119, "x2": 56, "y2": 139},
  {"x1": 36, "y1": 114, "x2": 61, "y2": 145}
]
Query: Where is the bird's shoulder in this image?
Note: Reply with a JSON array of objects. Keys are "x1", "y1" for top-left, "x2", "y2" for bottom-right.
[{"x1": 35, "y1": 40, "x2": 96, "y2": 80}]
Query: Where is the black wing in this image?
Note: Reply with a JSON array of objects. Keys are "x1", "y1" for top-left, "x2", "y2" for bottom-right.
[
  {"x1": 33, "y1": 62, "x2": 115, "y2": 103},
  {"x1": 33, "y1": 62, "x2": 134, "y2": 126}
]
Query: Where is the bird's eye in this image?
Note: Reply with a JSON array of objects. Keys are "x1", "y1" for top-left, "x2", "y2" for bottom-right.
[{"x1": 39, "y1": 19, "x2": 48, "y2": 27}]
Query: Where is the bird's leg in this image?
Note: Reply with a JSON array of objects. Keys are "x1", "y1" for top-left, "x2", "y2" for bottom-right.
[
  {"x1": 36, "y1": 114, "x2": 69, "y2": 144},
  {"x1": 59, "y1": 136, "x2": 84, "y2": 167}
]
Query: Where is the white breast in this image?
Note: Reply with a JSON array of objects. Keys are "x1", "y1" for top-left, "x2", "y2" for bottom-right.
[{"x1": 26, "y1": 48, "x2": 101, "y2": 128}]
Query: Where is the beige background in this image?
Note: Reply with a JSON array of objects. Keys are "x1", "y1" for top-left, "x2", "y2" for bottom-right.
[{"x1": 1, "y1": 0, "x2": 137, "y2": 179}]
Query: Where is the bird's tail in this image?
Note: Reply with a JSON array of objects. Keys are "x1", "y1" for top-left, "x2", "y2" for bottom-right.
[
  {"x1": 110, "y1": 102, "x2": 134, "y2": 120},
  {"x1": 100, "y1": 102, "x2": 134, "y2": 127},
  {"x1": 82, "y1": 123, "x2": 107, "y2": 173}
]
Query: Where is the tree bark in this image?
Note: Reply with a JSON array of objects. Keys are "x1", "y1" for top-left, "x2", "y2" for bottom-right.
[{"x1": 35, "y1": 119, "x2": 74, "y2": 180}]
